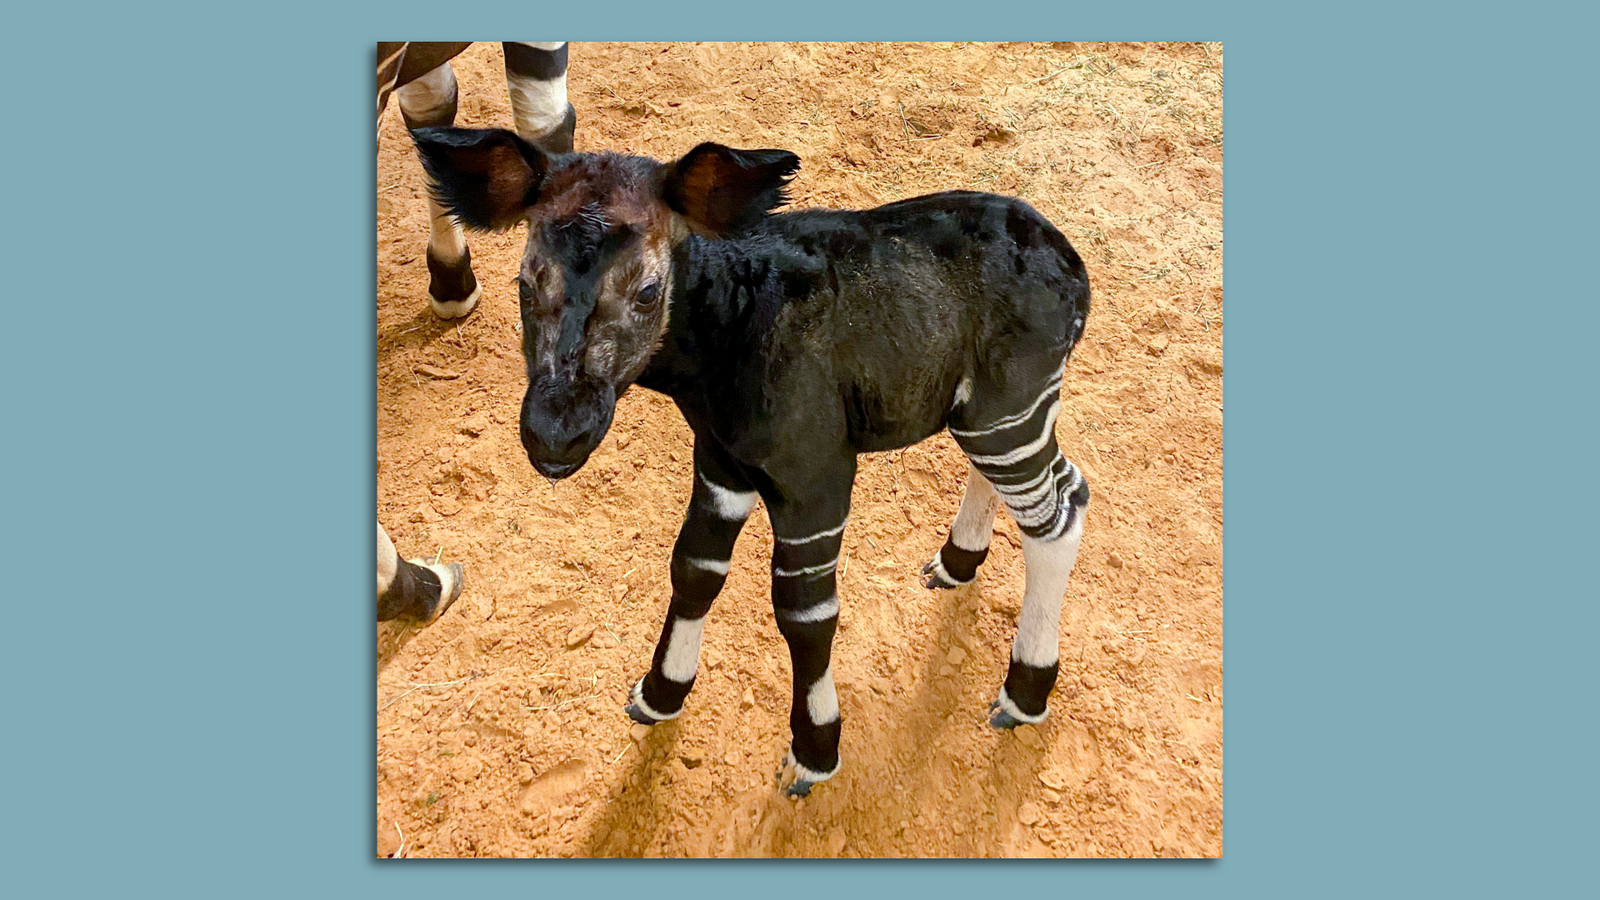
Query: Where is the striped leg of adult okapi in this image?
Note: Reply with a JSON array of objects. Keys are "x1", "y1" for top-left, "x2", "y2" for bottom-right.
[
  {"x1": 396, "y1": 63, "x2": 480, "y2": 319},
  {"x1": 764, "y1": 462, "x2": 855, "y2": 797},
  {"x1": 626, "y1": 442, "x2": 757, "y2": 726},
  {"x1": 949, "y1": 365, "x2": 1090, "y2": 730},
  {"x1": 502, "y1": 42, "x2": 576, "y2": 154},
  {"x1": 377, "y1": 521, "x2": 465, "y2": 622}
]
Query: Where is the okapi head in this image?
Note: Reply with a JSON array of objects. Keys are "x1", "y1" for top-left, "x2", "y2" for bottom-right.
[{"x1": 412, "y1": 127, "x2": 798, "y2": 479}]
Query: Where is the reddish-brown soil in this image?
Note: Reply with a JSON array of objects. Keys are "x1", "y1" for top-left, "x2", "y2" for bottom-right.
[{"x1": 377, "y1": 41, "x2": 1222, "y2": 858}]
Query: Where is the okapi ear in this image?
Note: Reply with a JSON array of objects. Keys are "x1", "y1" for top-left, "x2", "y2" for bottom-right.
[
  {"x1": 411, "y1": 127, "x2": 548, "y2": 232},
  {"x1": 662, "y1": 143, "x2": 800, "y2": 237}
]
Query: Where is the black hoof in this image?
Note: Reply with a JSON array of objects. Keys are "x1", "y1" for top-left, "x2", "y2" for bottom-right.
[
  {"x1": 624, "y1": 702, "x2": 661, "y2": 726},
  {"x1": 988, "y1": 703, "x2": 1024, "y2": 730},
  {"x1": 920, "y1": 557, "x2": 966, "y2": 590},
  {"x1": 776, "y1": 751, "x2": 834, "y2": 798},
  {"x1": 437, "y1": 562, "x2": 465, "y2": 611}
]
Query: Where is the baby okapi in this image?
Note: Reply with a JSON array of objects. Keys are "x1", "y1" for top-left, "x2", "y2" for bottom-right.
[{"x1": 413, "y1": 127, "x2": 1091, "y2": 796}]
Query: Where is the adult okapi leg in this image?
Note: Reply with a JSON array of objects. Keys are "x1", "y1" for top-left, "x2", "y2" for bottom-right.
[
  {"x1": 950, "y1": 366, "x2": 1090, "y2": 729},
  {"x1": 377, "y1": 521, "x2": 465, "y2": 622},
  {"x1": 764, "y1": 459, "x2": 856, "y2": 797},
  {"x1": 626, "y1": 441, "x2": 758, "y2": 725},
  {"x1": 502, "y1": 42, "x2": 576, "y2": 154},
  {"x1": 922, "y1": 464, "x2": 1003, "y2": 589},
  {"x1": 395, "y1": 63, "x2": 481, "y2": 319}
]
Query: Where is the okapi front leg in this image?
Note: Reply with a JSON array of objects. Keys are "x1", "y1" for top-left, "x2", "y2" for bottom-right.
[
  {"x1": 502, "y1": 42, "x2": 576, "y2": 154},
  {"x1": 766, "y1": 476, "x2": 853, "y2": 797},
  {"x1": 376, "y1": 521, "x2": 464, "y2": 622},
  {"x1": 626, "y1": 445, "x2": 756, "y2": 724},
  {"x1": 396, "y1": 63, "x2": 481, "y2": 319}
]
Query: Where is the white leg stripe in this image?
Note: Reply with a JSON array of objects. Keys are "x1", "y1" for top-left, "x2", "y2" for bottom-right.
[
  {"x1": 773, "y1": 559, "x2": 837, "y2": 579},
  {"x1": 507, "y1": 70, "x2": 569, "y2": 140},
  {"x1": 427, "y1": 198, "x2": 468, "y2": 262},
  {"x1": 777, "y1": 521, "x2": 848, "y2": 545},
  {"x1": 995, "y1": 686, "x2": 1048, "y2": 725},
  {"x1": 395, "y1": 63, "x2": 457, "y2": 124},
  {"x1": 630, "y1": 678, "x2": 680, "y2": 721},
  {"x1": 949, "y1": 367, "x2": 1064, "y2": 438},
  {"x1": 950, "y1": 467, "x2": 1001, "y2": 552},
  {"x1": 1012, "y1": 515, "x2": 1084, "y2": 667},
  {"x1": 952, "y1": 375, "x2": 973, "y2": 408},
  {"x1": 996, "y1": 460, "x2": 1056, "y2": 494},
  {"x1": 993, "y1": 464, "x2": 1057, "y2": 508},
  {"x1": 687, "y1": 557, "x2": 730, "y2": 576},
  {"x1": 429, "y1": 283, "x2": 481, "y2": 320},
  {"x1": 660, "y1": 616, "x2": 706, "y2": 683},
  {"x1": 777, "y1": 594, "x2": 839, "y2": 624},
  {"x1": 807, "y1": 668, "x2": 840, "y2": 725},
  {"x1": 964, "y1": 401, "x2": 1061, "y2": 468},
  {"x1": 699, "y1": 473, "x2": 757, "y2": 520},
  {"x1": 377, "y1": 522, "x2": 398, "y2": 597},
  {"x1": 1006, "y1": 483, "x2": 1061, "y2": 528}
]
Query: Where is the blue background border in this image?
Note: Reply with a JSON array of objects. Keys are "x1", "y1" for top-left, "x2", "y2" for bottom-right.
[{"x1": 7, "y1": 1, "x2": 1594, "y2": 896}]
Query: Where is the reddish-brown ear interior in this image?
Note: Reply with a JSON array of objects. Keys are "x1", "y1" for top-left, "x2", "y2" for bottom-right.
[
  {"x1": 479, "y1": 143, "x2": 539, "y2": 226},
  {"x1": 662, "y1": 143, "x2": 800, "y2": 237},
  {"x1": 412, "y1": 128, "x2": 548, "y2": 231}
]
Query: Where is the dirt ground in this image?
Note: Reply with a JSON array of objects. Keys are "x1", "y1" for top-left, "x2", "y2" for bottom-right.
[{"x1": 376, "y1": 41, "x2": 1222, "y2": 858}]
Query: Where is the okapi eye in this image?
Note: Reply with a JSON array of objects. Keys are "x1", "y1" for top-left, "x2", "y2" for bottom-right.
[
  {"x1": 517, "y1": 280, "x2": 535, "y2": 307},
  {"x1": 635, "y1": 283, "x2": 661, "y2": 309}
]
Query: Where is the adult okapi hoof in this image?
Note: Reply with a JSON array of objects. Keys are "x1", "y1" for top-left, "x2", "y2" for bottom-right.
[
  {"x1": 428, "y1": 283, "x2": 481, "y2": 320},
  {"x1": 418, "y1": 558, "x2": 465, "y2": 622},
  {"x1": 920, "y1": 553, "x2": 970, "y2": 590},
  {"x1": 434, "y1": 561, "x2": 465, "y2": 619}
]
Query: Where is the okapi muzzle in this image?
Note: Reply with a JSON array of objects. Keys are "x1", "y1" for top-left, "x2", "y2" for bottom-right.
[{"x1": 520, "y1": 373, "x2": 615, "y2": 480}]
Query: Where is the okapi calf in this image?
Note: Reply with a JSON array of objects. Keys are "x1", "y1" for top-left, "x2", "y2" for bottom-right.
[
  {"x1": 412, "y1": 127, "x2": 1091, "y2": 796},
  {"x1": 378, "y1": 42, "x2": 576, "y2": 318},
  {"x1": 377, "y1": 522, "x2": 465, "y2": 622}
]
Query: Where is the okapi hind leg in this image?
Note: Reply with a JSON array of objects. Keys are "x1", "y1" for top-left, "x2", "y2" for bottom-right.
[
  {"x1": 396, "y1": 64, "x2": 481, "y2": 319},
  {"x1": 950, "y1": 366, "x2": 1090, "y2": 729},
  {"x1": 922, "y1": 464, "x2": 1002, "y2": 589},
  {"x1": 988, "y1": 506, "x2": 1085, "y2": 729}
]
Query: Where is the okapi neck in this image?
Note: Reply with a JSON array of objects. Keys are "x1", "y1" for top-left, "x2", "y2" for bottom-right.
[{"x1": 637, "y1": 233, "x2": 773, "y2": 396}]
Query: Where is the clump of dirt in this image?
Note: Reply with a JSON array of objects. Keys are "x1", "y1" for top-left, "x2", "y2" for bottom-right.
[{"x1": 377, "y1": 41, "x2": 1222, "y2": 858}]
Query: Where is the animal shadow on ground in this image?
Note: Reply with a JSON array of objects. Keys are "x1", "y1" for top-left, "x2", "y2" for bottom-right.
[
  {"x1": 576, "y1": 717, "x2": 684, "y2": 856},
  {"x1": 841, "y1": 575, "x2": 1054, "y2": 856}
]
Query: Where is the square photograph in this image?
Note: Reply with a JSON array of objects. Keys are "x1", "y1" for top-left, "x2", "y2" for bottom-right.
[{"x1": 376, "y1": 41, "x2": 1222, "y2": 858}]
